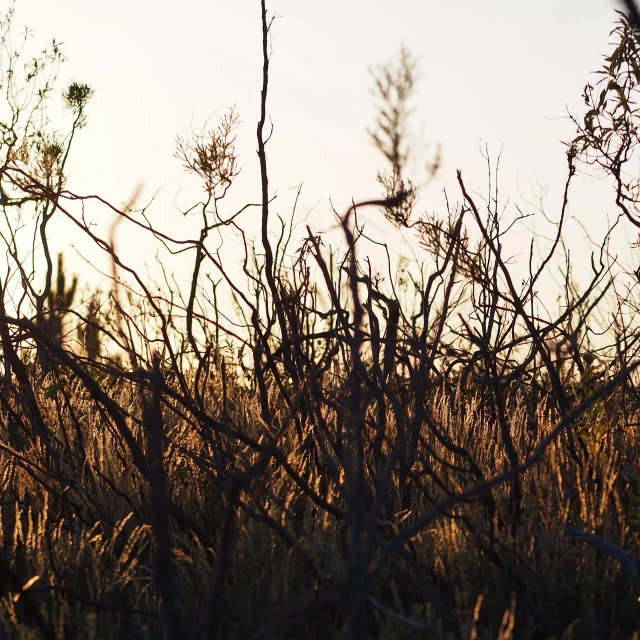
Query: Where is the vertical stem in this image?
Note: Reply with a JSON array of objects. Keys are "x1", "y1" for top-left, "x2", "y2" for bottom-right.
[{"x1": 257, "y1": 0, "x2": 294, "y2": 379}]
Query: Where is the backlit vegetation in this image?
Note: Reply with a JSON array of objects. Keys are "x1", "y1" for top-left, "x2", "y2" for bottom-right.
[{"x1": 1, "y1": 3, "x2": 640, "y2": 638}]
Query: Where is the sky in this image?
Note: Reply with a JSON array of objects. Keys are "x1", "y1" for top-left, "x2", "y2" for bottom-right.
[{"x1": 7, "y1": 0, "x2": 634, "y2": 299}]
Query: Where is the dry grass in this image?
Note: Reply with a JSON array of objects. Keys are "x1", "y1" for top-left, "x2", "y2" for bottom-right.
[{"x1": 0, "y1": 364, "x2": 638, "y2": 639}]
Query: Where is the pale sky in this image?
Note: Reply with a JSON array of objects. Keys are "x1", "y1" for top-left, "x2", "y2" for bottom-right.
[{"x1": 10, "y1": 0, "x2": 633, "y2": 295}]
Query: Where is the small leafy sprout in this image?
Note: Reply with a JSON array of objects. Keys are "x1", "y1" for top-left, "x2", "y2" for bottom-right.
[
  {"x1": 63, "y1": 81, "x2": 94, "y2": 127},
  {"x1": 369, "y1": 46, "x2": 418, "y2": 179},
  {"x1": 175, "y1": 106, "x2": 241, "y2": 198},
  {"x1": 36, "y1": 136, "x2": 64, "y2": 180},
  {"x1": 376, "y1": 169, "x2": 417, "y2": 228},
  {"x1": 369, "y1": 47, "x2": 432, "y2": 227}
]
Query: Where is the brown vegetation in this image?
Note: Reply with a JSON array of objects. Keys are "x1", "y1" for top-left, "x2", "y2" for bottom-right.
[{"x1": 0, "y1": 3, "x2": 640, "y2": 638}]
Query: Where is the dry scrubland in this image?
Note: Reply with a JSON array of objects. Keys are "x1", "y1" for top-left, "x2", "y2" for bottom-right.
[{"x1": 2, "y1": 3, "x2": 640, "y2": 639}]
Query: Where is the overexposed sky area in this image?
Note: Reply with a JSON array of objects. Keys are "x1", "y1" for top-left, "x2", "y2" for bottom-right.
[{"x1": 10, "y1": 0, "x2": 634, "y2": 291}]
